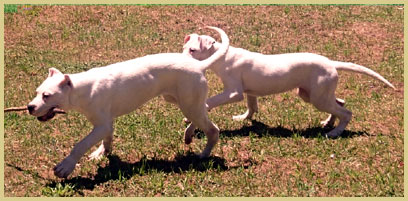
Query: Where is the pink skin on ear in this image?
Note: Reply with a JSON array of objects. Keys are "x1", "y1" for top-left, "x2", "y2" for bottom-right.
[
  {"x1": 59, "y1": 75, "x2": 72, "y2": 87},
  {"x1": 184, "y1": 35, "x2": 191, "y2": 44},
  {"x1": 48, "y1": 68, "x2": 62, "y2": 77},
  {"x1": 49, "y1": 68, "x2": 57, "y2": 77}
]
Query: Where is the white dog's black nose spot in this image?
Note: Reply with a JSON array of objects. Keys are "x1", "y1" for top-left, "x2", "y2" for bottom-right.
[{"x1": 27, "y1": 105, "x2": 36, "y2": 114}]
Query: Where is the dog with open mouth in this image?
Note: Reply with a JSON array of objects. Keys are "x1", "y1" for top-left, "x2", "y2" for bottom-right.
[
  {"x1": 27, "y1": 71, "x2": 72, "y2": 122},
  {"x1": 27, "y1": 26, "x2": 229, "y2": 178},
  {"x1": 35, "y1": 107, "x2": 57, "y2": 121}
]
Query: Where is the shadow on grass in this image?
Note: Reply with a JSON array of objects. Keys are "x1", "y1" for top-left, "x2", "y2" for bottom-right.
[
  {"x1": 46, "y1": 152, "x2": 228, "y2": 191},
  {"x1": 194, "y1": 120, "x2": 366, "y2": 139},
  {"x1": 43, "y1": 120, "x2": 364, "y2": 193}
]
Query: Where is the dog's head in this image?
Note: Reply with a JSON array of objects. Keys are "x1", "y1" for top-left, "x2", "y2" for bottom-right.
[
  {"x1": 183, "y1": 33, "x2": 216, "y2": 61},
  {"x1": 27, "y1": 68, "x2": 72, "y2": 122}
]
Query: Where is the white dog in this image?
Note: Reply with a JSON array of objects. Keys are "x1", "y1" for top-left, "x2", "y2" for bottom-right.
[
  {"x1": 182, "y1": 29, "x2": 395, "y2": 138},
  {"x1": 27, "y1": 26, "x2": 229, "y2": 178}
]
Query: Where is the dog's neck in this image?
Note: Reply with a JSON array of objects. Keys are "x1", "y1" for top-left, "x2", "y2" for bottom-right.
[{"x1": 63, "y1": 72, "x2": 95, "y2": 114}]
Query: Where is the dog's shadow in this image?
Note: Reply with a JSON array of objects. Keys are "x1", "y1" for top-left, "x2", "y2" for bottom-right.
[
  {"x1": 46, "y1": 121, "x2": 364, "y2": 193},
  {"x1": 197, "y1": 120, "x2": 366, "y2": 139},
  {"x1": 46, "y1": 152, "x2": 228, "y2": 192}
]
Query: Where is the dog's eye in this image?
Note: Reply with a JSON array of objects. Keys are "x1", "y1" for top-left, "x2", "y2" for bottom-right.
[
  {"x1": 42, "y1": 93, "x2": 50, "y2": 101},
  {"x1": 189, "y1": 48, "x2": 196, "y2": 53}
]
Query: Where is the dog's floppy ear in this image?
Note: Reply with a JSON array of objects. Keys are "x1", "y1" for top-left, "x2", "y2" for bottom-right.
[
  {"x1": 48, "y1": 68, "x2": 62, "y2": 77},
  {"x1": 184, "y1": 35, "x2": 191, "y2": 44},
  {"x1": 59, "y1": 74, "x2": 72, "y2": 88}
]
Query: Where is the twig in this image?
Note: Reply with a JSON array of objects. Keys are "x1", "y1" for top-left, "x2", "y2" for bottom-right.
[
  {"x1": 4, "y1": 106, "x2": 65, "y2": 114},
  {"x1": 4, "y1": 106, "x2": 28, "y2": 112}
]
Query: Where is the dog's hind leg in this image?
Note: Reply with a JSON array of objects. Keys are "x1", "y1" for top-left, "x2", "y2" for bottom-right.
[
  {"x1": 308, "y1": 73, "x2": 352, "y2": 138},
  {"x1": 178, "y1": 79, "x2": 219, "y2": 158},
  {"x1": 180, "y1": 100, "x2": 219, "y2": 158},
  {"x1": 324, "y1": 103, "x2": 351, "y2": 138},
  {"x1": 320, "y1": 98, "x2": 345, "y2": 127},
  {"x1": 311, "y1": 94, "x2": 351, "y2": 138},
  {"x1": 183, "y1": 113, "x2": 219, "y2": 158},
  {"x1": 195, "y1": 117, "x2": 219, "y2": 158},
  {"x1": 184, "y1": 122, "x2": 196, "y2": 145},
  {"x1": 298, "y1": 87, "x2": 341, "y2": 127},
  {"x1": 233, "y1": 94, "x2": 258, "y2": 121}
]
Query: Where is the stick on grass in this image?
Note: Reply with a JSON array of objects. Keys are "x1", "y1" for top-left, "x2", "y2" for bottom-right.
[{"x1": 4, "y1": 106, "x2": 66, "y2": 114}]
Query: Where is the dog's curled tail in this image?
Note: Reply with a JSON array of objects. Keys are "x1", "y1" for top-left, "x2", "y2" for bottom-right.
[
  {"x1": 334, "y1": 61, "x2": 396, "y2": 90},
  {"x1": 198, "y1": 26, "x2": 230, "y2": 71}
]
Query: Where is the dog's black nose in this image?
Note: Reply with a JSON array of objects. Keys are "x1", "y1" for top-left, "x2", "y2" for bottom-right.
[{"x1": 27, "y1": 105, "x2": 35, "y2": 114}]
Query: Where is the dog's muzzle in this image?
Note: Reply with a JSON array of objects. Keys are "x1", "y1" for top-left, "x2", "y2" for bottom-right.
[
  {"x1": 27, "y1": 105, "x2": 57, "y2": 122},
  {"x1": 37, "y1": 108, "x2": 57, "y2": 122}
]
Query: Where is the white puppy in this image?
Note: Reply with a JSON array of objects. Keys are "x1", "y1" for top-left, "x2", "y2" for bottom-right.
[
  {"x1": 27, "y1": 26, "x2": 229, "y2": 178},
  {"x1": 183, "y1": 29, "x2": 395, "y2": 138}
]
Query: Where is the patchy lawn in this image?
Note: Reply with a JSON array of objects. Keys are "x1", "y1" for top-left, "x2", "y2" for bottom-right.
[{"x1": 4, "y1": 5, "x2": 403, "y2": 196}]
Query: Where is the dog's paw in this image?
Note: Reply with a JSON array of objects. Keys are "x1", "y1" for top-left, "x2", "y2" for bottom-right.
[
  {"x1": 325, "y1": 130, "x2": 342, "y2": 139},
  {"x1": 232, "y1": 114, "x2": 247, "y2": 121},
  {"x1": 198, "y1": 152, "x2": 210, "y2": 159},
  {"x1": 185, "y1": 133, "x2": 195, "y2": 144},
  {"x1": 185, "y1": 137, "x2": 192, "y2": 144},
  {"x1": 321, "y1": 115, "x2": 335, "y2": 128},
  {"x1": 53, "y1": 156, "x2": 76, "y2": 178},
  {"x1": 88, "y1": 146, "x2": 106, "y2": 161},
  {"x1": 184, "y1": 123, "x2": 196, "y2": 144},
  {"x1": 320, "y1": 119, "x2": 336, "y2": 128},
  {"x1": 183, "y1": 117, "x2": 191, "y2": 124},
  {"x1": 232, "y1": 114, "x2": 253, "y2": 121},
  {"x1": 232, "y1": 110, "x2": 252, "y2": 121},
  {"x1": 320, "y1": 120, "x2": 331, "y2": 127}
]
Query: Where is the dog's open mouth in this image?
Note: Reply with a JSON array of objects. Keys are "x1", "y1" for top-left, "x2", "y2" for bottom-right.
[{"x1": 37, "y1": 107, "x2": 57, "y2": 122}]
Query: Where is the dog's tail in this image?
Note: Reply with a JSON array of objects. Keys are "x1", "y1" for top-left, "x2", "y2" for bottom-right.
[
  {"x1": 334, "y1": 61, "x2": 396, "y2": 90},
  {"x1": 198, "y1": 26, "x2": 229, "y2": 71}
]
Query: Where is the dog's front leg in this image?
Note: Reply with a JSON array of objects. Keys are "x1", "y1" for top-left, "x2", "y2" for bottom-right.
[
  {"x1": 206, "y1": 89, "x2": 244, "y2": 111},
  {"x1": 184, "y1": 123, "x2": 196, "y2": 144},
  {"x1": 54, "y1": 123, "x2": 113, "y2": 178},
  {"x1": 184, "y1": 90, "x2": 244, "y2": 124}
]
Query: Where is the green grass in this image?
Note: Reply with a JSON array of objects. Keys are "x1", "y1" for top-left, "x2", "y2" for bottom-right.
[
  {"x1": 4, "y1": 5, "x2": 403, "y2": 196},
  {"x1": 4, "y1": 4, "x2": 18, "y2": 13}
]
